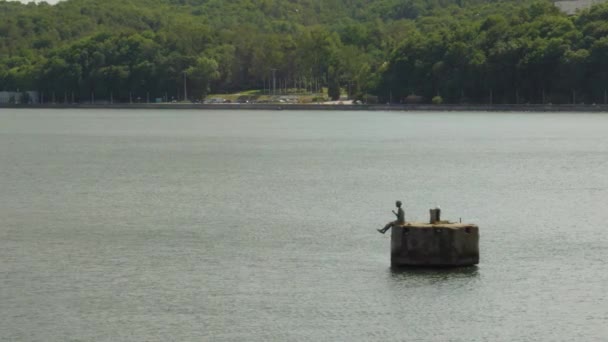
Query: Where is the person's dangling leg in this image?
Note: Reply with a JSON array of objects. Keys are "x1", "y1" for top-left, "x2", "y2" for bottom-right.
[{"x1": 377, "y1": 221, "x2": 394, "y2": 234}]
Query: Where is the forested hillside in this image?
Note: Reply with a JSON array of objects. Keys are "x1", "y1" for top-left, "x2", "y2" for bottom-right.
[{"x1": 1, "y1": 0, "x2": 607, "y2": 104}]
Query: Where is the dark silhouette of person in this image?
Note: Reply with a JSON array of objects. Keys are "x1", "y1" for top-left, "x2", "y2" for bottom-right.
[{"x1": 377, "y1": 201, "x2": 405, "y2": 234}]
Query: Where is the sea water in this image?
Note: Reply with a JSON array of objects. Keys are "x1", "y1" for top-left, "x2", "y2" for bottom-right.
[{"x1": 1, "y1": 109, "x2": 606, "y2": 341}]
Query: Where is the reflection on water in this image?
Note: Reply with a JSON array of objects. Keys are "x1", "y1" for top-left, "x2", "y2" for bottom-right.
[
  {"x1": 387, "y1": 266, "x2": 480, "y2": 290},
  {"x1": 389, "y1": 265, "x2": 480, "y2": 279}
]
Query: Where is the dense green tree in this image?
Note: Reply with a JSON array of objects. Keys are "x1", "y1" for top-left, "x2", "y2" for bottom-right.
[
  {"x1": 186, "y1": 56, "x2": 220, "y2": 98},
  {"x1": 1, "y1": 0, "x2": 608, "y2": 104}
]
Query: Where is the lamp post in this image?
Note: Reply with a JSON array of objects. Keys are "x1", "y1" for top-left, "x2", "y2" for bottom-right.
[
  {"x1": 184, "y1": 72, "x2": 188, "y2": 102},
  {"x1": 271, "y1": 68, "x2": 277, "y2": 96}
]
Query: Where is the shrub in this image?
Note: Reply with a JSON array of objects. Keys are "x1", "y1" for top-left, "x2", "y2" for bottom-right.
[
  {"x1": 404, "y1": 94, "x2": 424, "y2": 104},
  {"x1": 432, "y1": 95, "x2": 443, "y2": 105},
  {"x1": 357, "y1": 94, "x2": 378, "y2": 104}
]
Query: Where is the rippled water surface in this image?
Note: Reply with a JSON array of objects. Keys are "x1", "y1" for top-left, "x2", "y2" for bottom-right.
[{"x1": 1, "y1": 109, "x2": 607, "y2": 341}]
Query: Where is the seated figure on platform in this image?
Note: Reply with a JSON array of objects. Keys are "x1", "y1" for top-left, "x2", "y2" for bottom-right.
[{"x1": 377, "y1": 200, "x2": 405, "y2": 234}]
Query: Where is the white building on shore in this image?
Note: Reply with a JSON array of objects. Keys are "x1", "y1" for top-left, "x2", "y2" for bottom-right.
[
  {"x1": 0, "y1": 91, "x2": 39, "y2": 104},
  {"x1": 555, "y1": 0, "x2": 606, "y2": 15}
]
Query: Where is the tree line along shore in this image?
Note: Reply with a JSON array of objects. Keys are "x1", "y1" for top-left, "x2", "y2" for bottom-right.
[{"x1": 1, "y1": 0, "x2": 607, "y2": 105}]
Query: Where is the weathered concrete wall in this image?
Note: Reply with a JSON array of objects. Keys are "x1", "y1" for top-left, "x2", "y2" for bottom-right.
[{"x1": 391, "y1": 223, "x2": 479, "y2": 267}]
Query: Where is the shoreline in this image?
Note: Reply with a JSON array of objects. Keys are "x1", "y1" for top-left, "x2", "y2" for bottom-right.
[{"x1": 2, "y1": 103, "x2": 608, "y2": 112}]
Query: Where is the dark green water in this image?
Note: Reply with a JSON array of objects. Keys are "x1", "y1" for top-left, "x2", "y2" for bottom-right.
[{"x1": 1, "y1": 109, "x2": 606, "y2": 341}]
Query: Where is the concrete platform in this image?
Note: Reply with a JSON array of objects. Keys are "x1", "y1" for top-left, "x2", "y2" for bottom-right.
[{"x1": 391, "y1": 222, "x2": 479, "y2": 267}]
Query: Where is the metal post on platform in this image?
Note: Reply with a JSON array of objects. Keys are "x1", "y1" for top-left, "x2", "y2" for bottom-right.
[{"x1": 430, "y1": 208, "x2": 441, "y2": 224}]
